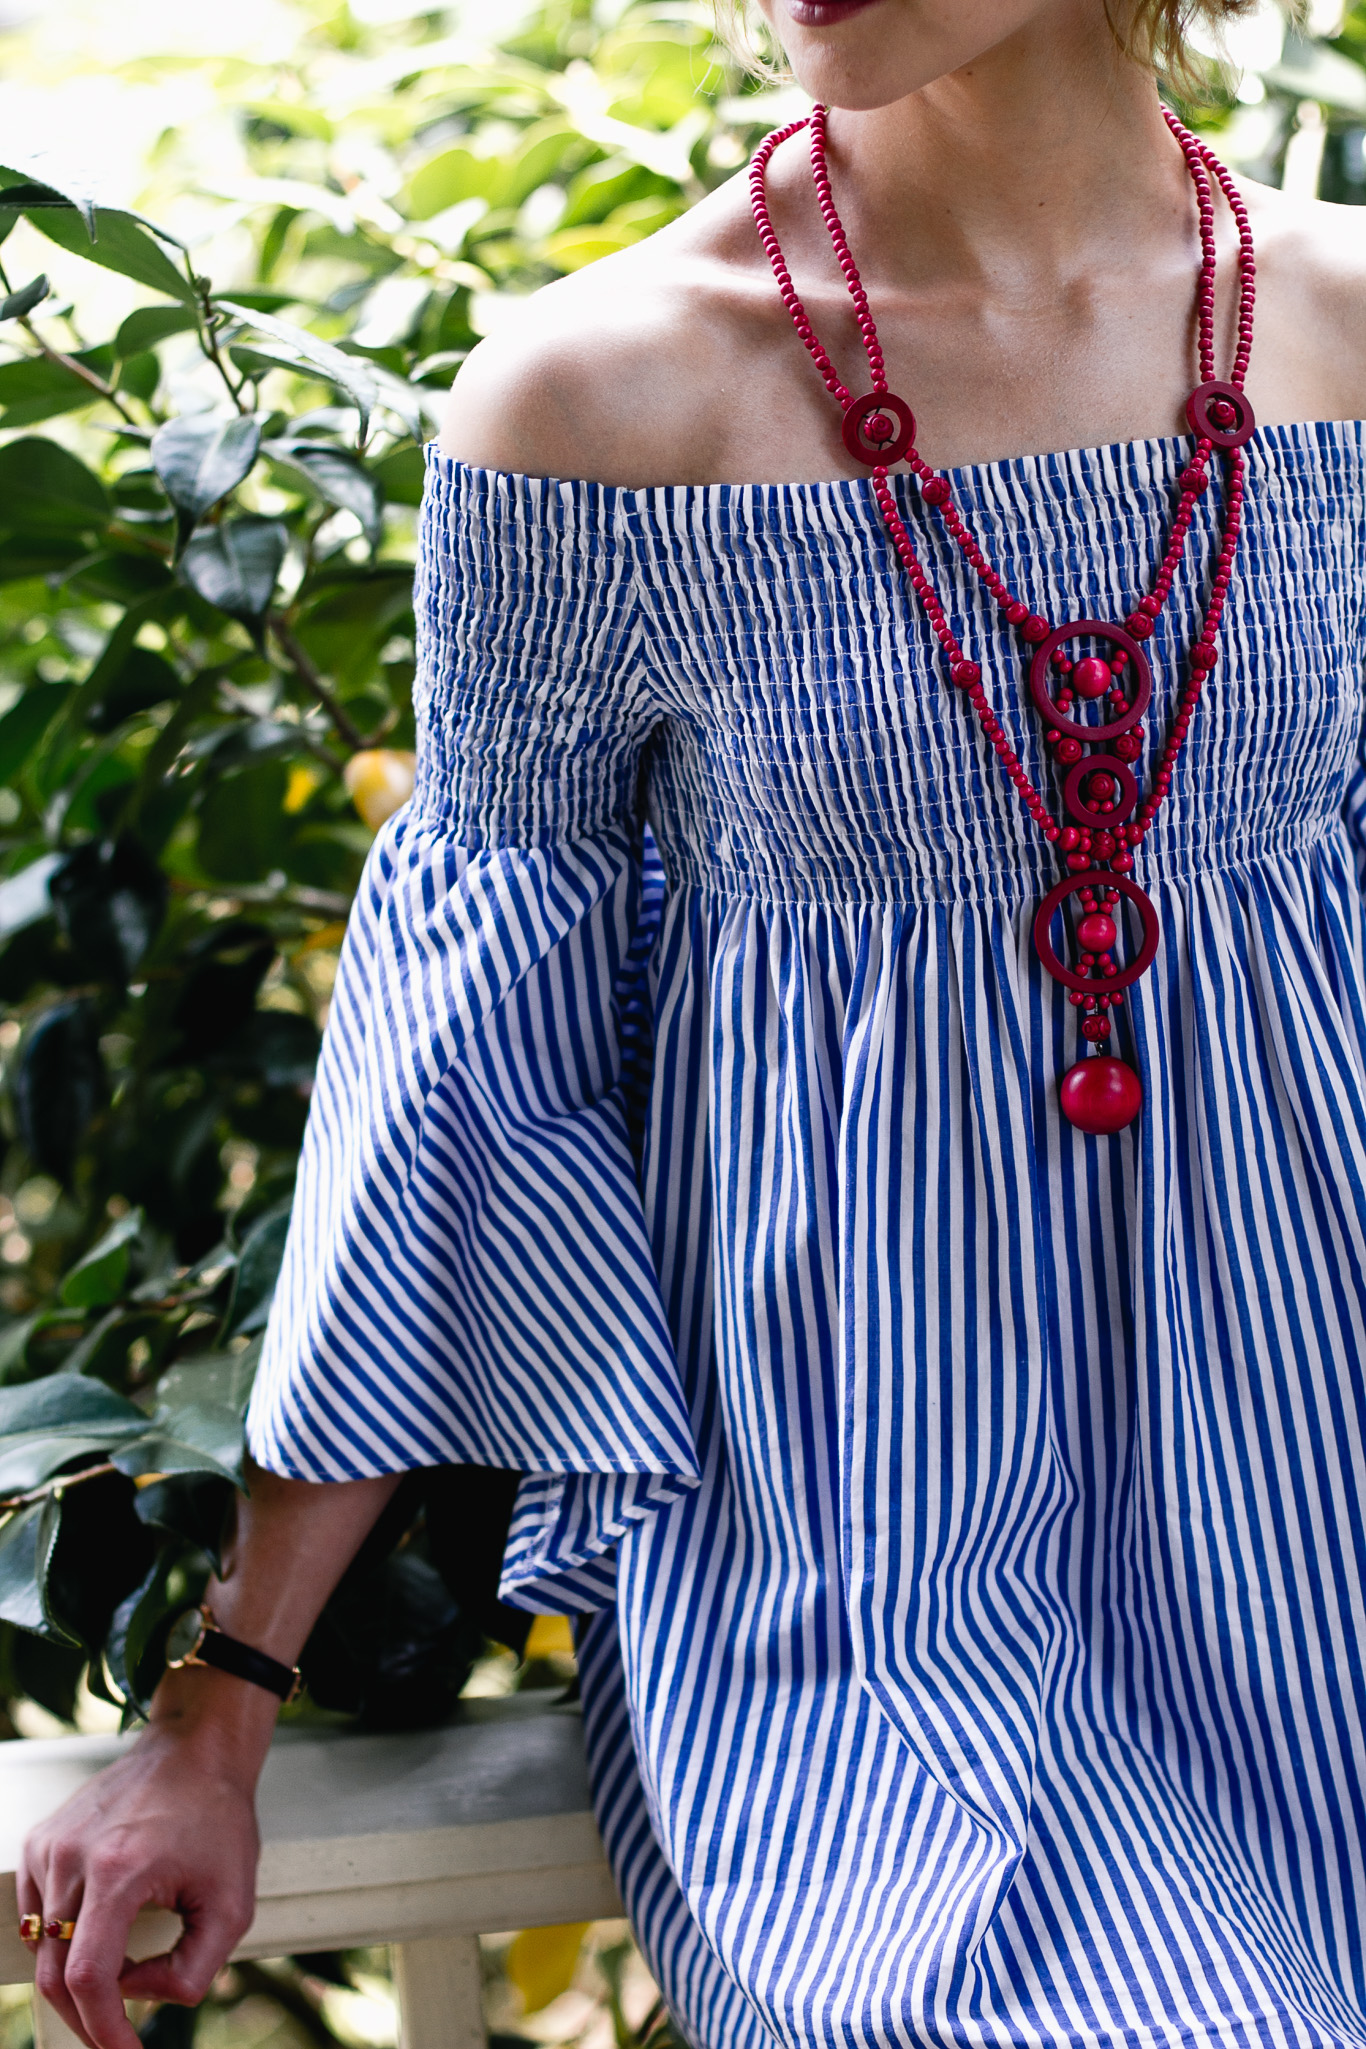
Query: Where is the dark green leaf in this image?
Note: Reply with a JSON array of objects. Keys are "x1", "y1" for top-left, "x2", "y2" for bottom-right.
[
  {"x1": 196, "y1": 760, "x2": 290, "y2": 880},
  {"x1": 9, "y1": 1627, "x2": 84, "y2": 1719},
  {"x1": 0, "y1": 274, "x2": 50, "y2": 321},
  {"x1": 60, "y1": 1209, "x2": 144, "y2": 1309},
  {"x1": 0, "y1": 1371, "x2": 145, "y2": 1437},
  {"x1": 172, "y1": 920, "x2": 275, "y2": 1056},
  {"x1": 0, "y1": 438, "x2": 109, "y2": 531},
  {"x1": 132, "y1": 1473, "x2": 233, "y2": 1575},
  {"x1": 86, "y1": 647, "x2": 180, "y2": 734},
  {"x1": 151, "y1": 413, "x2": 262, "y2": 538},
  {"x1": 115, "y1": 304, "x2": 197, "y2": 357},
  {"x1": 0, "y1": 346, "x2": 113, "y2": 428},
  {"x1": 268, "y1": 441, "x2": 382, "y2": 545},
  {"x1": 239, "y1": 1010, "x2": 321, "y2": 1090},
  {"x1": 21, "y1": 206, "x2": 196, "y2": 303},
  {"x1": 50, "y1": 834, "x2": 168, "y2": 985},
  {"x1": 0, "y1": 1502, "x2": 49, "y2": 1634},
  {"x1": 0, "y1": 686, "x2": 75, "y2": 785},
  {"x1": 108, "y1": 1541, "x2": 203, "y2": 1714},
  {"x1": 108, "y1": 1427, "x2": 240, "y2": 1485},
  {"x1": 12, "y1": 998, "x2": 106, "y2": 1181},
  {"x1": 179, "y1": 516, "x2": 287, "y2": 623},
  {"x1": 225, "y1": 1204, "x2": 291, "y2": 1337},
  {"x1": 42, "y1": 1470, "x2": 155, "y2": 1653}
]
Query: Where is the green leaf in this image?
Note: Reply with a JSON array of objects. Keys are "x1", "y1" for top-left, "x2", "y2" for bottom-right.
[
  {"x1": 151, "y1": 412, "x2": 262, "y2": 539},
  {"x1": 0, "y1": 347, "x2": 114, "y2": 428},
  {"x1": 400, "y1": 146, "x2": 498, "y2": 220},
  {"x1": 0, "y1": 1435, "x2": 126, "y2": 1496},
  {"x1": 0, "y1": 274, "x2": 49, "y2": 321},
  {"x1": 179, "y1": 516, "x2": 287, "y2": 624},
  {"x1": 107, "y1": 1541, "x2": 201, "y2": 1713},
  {"x1": 372, "y1": 444, "x2": 427, "y2": 508},
  {"x1": 0, "y1": 1502, "x2": 48, "y2": 1634},
  {"x1": 18, "y1": 205, "x2": 196, "y2": 304},
  {"x1": 0, "y1": 156, "x2": 100, "y2": 235},
  {"x1": 0, "y1": 1371, "x2": 144, "y2": 1437},
  {"x1": 0, "y1": 686, "x2": 75, "y2": 785},
  {"x1": 50, "y1": 835, "x2": 167, "y2": 986},
  {"x1": 156, "y1": 1344, "x2": 260, "y2": 1420},
  {"x1": 11, "y1": 998, "x2": 107, "y2": 1182},
  {"x1": 0, "y1": 438, "x2": 109, "y2": 531},
  {"x1": 115, "y1": 304, "x2": 198, "y2": 357},
  {"x1": 108, "y1": 1426, "x2": 240, "y2": 1485},
  {"x1": 225, "y1": 1204, "x2": 291, "y2": 1337},
  {"x1": 268, "y1": 441, "x2": 382, "y2": 545},
  {"x1": 60, "y1": 1208, "x2": 144, "y2": 1309},
  {"x1": 220, "y1": 301, "x2": 377, "y2": 441},
  {"x1": 86, "y1": 646, "x2": 181, "y2": 735}
]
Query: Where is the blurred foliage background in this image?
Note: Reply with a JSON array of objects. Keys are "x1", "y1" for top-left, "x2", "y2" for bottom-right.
[{"x1": 0, "y1": 0, "x2": 1362, "y2": 2043}]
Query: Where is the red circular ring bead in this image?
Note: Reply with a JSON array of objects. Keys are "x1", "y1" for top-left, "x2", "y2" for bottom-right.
[
  {"x1": 1032, "y1": 871, "x2": 1161, "y2": 995},
  {"x1": 1029, "y1": 622, "x2": 1153, "y2": 741},
  {"x1": 842, "y1": 390, "x2": 915, "y2": 466},
  {"x1": 1186, "y1": 380, "x2": 1256, "y2": 450},
  {"x1": 1062, "y1": 752, "x2": 1139, "y2": 829}
]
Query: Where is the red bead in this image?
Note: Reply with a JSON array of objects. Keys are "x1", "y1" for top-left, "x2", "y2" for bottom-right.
[
  {"x1": 1072, "y1": 657, "x2": 1111, "y2": 700},
  {"x1": 1059, "y1": 1056, "x2": 1143, "y2": 1133},
  {"x1": 1111, "y1": 850, "x2": 1135, "y2": 871},
  {"x1": 1087, "y1": 773, "x2": 1116, "y2": 802},
  {"x1": 950, "y1": 660, "x2": 981, "y2": 688},
  {"x1": 1125, "y1": 613, "x2": 1154, "y2": 640},
  {"x1": 1139, "y1": 595, "x2": 1162, "y2": 618},
  {"x1": 1113, "y1": 733, "x2": 1142, "y2": 761},
  {"x1": 1066, "y1": 849, "x2": 1090, "y2": 872},
  {"x1": 1077, "y1": 913, "x2": 1117, "y2": 952},
  {"x1": 1021, "y1": 615, "x2": 1050, "y2": 644},
  {"x1": 1005, "y1": 601, "x2": 1028, "y2": 626},
  {"x1": 1191, "y1": 641, "x2": 1218, "y2": 670},
  {"x1": 1056, "y1": 738, "x2": 1083, "y2": 764},
  {"x1": 922, "y1": 477, "x2": 951, "y2": 505},
  {"x1": 1081, "y1": 1015, "x2": 1113, "y2": 1042},
  {"x1": 1091, "y1": 831, "x2": 1116, "y2": 860}
]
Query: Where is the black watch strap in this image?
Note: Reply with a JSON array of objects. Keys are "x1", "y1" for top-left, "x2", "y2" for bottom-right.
[{"x1": 196, "y1": 1626, "x2": 300, "y2": 1701}]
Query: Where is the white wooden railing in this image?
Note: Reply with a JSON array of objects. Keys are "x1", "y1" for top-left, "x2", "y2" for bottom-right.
[{"x1": 0, "y1": 1697, "x2": 620, "y2": 2049}]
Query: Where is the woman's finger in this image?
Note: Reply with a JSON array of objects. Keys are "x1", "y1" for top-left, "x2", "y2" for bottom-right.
[
  {"x1": 31, "y1": 1871, "x2": 96, "y2": 2049},
  {"x1": 118, "y1": 1894, "x2": 250, "y2": 2008},
  {"x1": 41, "y1": 1887, "x2": 145, "y2": 2049}
]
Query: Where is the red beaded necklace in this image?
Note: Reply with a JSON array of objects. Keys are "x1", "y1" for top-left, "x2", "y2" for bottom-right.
[{"x1": 749, "y1": 106, "x2": 1257, "y2": 1133}]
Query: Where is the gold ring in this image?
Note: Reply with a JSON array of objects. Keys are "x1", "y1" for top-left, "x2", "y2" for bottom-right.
[
  {"x1": 43, "y1": 1918, "x2": 76, "y2": 1942},
  {"x1": 18, "y1": 1914, "x2": 40, "y2": 1943}
]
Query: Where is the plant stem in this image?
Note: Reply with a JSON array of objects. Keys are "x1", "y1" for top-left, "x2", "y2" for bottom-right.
[
  {"x1": 268, "y1": 615, "x2": 368, "y2": 752},
  {"x1": 0, "y1": 1460, "x2": 117, "y2": 1514},
  {"x1": 17, "y1": 319, "x2": 140, "y2": 427}
]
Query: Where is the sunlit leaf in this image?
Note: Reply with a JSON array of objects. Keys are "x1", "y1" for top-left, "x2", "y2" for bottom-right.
[
  {"x1": 220, "y1": 301, "x2": 377, "y2": 441},
  {"x1": 268, "y1": 440, "x2": 382, "y2": 544},
  {"x1": 14, "y1": 203, "x2": 196, "y2": 303},
  {"x1": 115, "y1": 304, "x2": 198, "y2": 357}
]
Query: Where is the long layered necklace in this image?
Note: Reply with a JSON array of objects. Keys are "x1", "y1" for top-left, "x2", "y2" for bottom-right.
[{"x1": 749, "y1": 107, "x2": 1257, "y2": 1133}]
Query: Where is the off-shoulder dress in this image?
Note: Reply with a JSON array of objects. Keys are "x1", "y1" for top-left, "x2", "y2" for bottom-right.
[{"x1": 248, "y1": 423, "x2": 1366, "y2": 2049}]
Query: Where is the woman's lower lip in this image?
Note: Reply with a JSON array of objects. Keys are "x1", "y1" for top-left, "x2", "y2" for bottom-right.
[{"x1": 784, "y1": 0, "x2": 882, "y2": 22}]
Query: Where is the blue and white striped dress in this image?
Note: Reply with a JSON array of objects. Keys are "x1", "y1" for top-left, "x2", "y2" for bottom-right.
[{"x1": 249, "y1": 422, "x2": 1366, "y2": 2049}]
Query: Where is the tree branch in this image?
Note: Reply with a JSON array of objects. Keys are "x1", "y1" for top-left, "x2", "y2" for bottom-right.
[
  {"x1": 18, "y1": 319, "x2": 139, "y2": 427},
  {"x1": 268, "y1": 616, "x2": 368, "y2": 752}
]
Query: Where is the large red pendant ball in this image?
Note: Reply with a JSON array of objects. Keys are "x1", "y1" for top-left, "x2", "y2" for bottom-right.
[{"x1": 1059, "y1": 1056, "x2": 1143, "y2": 1133}]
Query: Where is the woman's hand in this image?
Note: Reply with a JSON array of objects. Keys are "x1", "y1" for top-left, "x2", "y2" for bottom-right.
[
  {"x1": 18, "y1": 1670, "x2": 274, "y2": 2049},
  {"x1": 18, "y1": 1463, "x2": 403, "y2": 2049}
]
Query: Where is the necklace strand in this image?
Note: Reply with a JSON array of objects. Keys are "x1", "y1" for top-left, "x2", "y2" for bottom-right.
[{"x1": 748, "y1": 108, "x2": 1256, "y2": 1132}]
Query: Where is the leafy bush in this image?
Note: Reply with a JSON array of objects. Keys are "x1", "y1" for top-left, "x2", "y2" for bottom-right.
[{"x1": 0, "y1": 0, "x2": 768, "y2": 1736}]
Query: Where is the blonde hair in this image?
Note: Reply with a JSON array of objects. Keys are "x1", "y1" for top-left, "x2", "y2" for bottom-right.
[{"x1": 714, "y1": 0, "x2": 1288, "y2": 89}]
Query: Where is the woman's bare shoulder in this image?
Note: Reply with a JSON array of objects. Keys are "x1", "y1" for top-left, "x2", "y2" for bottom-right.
[
  {"x1": 1237, "y1": 175, "x2": 1366, "y2": 422},
  {"x1": 438, "y1": 179, "x2": 772, "y2": 489}
]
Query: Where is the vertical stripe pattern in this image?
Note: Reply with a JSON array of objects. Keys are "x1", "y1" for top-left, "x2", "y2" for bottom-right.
[{"x1": 250, "y1": 425, "x2": 1366, "y2": 2049}]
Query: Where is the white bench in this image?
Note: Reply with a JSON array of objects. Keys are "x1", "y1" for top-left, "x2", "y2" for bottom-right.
[{"x1": 0, "y1": 1697, "x2": 620, "y2": 2049}]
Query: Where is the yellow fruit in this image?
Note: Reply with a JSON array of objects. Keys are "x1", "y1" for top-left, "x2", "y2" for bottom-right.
[
  {"x1": 284, "y1": 763, "x2": 323, "y2": 814},
  {"x1": 505, "y1": 1923, "x2": 589, "y2": 2014},
  {"x1": 524, "y1": 1613, "x2": 575, "y2": 1659},
  {"x1": 344, "y1": 749, "x2": 416, "y2": 830}
]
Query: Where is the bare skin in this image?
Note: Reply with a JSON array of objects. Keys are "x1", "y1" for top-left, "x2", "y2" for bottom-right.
[
  {"x1": 23, "y1": 4, "x2": 1366, "y2": 2046},
  {"x1": 441, "y1": 3, "x2": 1366, "y2": 485}
]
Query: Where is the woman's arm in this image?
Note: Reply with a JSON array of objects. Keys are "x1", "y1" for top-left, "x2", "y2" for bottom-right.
[{"x1": 19, "y1": 1461, "x2": 402, "y2": 2049}]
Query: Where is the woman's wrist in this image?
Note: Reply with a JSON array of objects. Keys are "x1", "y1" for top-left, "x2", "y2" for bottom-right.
[{"x1": 145, "y1": 1660, "x2": 282, "y2": 1776}]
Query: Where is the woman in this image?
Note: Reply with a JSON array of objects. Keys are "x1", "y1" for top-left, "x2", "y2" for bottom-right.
[{"x1": 22, "y1": 2, "x2": 1366, "y2": 2045}]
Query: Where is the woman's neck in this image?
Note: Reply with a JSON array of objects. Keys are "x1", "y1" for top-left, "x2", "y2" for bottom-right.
[{"x1": 822, "y1": 24, "x2": 1187, "y2": 298}]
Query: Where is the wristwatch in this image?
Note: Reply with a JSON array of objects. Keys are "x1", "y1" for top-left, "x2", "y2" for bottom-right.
[{"x1": 165, "y1": 1602, "x2": 302, "y2": 1703}]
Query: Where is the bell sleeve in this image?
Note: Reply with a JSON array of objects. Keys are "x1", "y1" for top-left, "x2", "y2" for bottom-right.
[{"x1": 245, "y1": 455, "x2": 699, "y2": 1612}]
